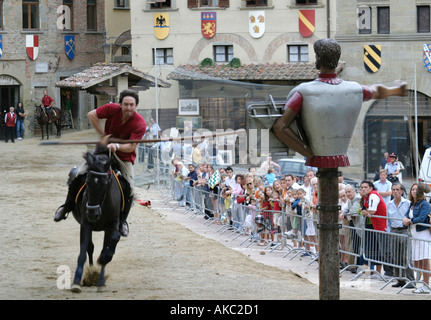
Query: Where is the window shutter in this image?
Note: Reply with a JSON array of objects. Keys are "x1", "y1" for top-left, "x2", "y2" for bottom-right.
[
  {"x1": 219, "y1": 0, "x2": 229, "y2": 7},
  {"x1": 188, "y1": 0, "x2": 198, "y2": 8}
]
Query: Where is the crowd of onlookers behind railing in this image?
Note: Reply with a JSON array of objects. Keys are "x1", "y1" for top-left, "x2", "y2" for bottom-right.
[{"x1": 168, "y1": 154, "x2": 431, "y2": 294}]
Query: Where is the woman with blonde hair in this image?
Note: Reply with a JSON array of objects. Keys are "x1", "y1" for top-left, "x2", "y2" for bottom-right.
[{"x1": 403, "y1": 183, "x2": 431, "y2": 293}]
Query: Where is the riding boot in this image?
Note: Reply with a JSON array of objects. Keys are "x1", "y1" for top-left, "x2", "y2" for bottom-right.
[
  {"x1": 119, "y1": 194, "x2": 134, "y2": 237},
  {"x1": 54, "y1": 171, "x2": 85, "y2": 222}
]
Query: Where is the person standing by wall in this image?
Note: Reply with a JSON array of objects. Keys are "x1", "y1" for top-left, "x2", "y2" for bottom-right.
[
  {"x1": 4, "y1": 106, "x2": 16, "y2": 143},
  {"x1": 15, "y1": 102, "x2": 26, "y2": 140}
]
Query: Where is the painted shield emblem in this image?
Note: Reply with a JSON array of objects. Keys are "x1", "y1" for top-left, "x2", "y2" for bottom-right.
[
  {"x1": 424, "y1": 44, "x2": 431, "y2": 72},
  {"x1": 0, "y1": 35, "x2": 3, "y2": 59},
  {"x1": 364, "y1": 44, "x2": 381, "y2": 73},
  {"x1": 249, "y1": 11, "x2": 265, "y2": 39},
  {"x1": 299, "y1": 10, "x2": 315, "y2": 38},
  {"x1": 26, "y1": 35, "x2": 39, "y2": 60},
  {"x1": 154, "y1": 13, "x2": 169, "y2": 40},
  {"x1": 65, "y1": 35, "x2": 75, "y2": 60},
  {"x1": 201, "y1": 12, "x2": 216, "y2": 39}
]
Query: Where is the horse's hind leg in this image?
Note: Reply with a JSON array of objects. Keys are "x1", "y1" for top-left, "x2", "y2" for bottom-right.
[
  {"x1": 71, "y1": 226, "x2": 91, "y2": 293},
  {"x1": 46, "y1": 124, "x2": 50, "y2": 140},
  {"x1": 96, "y1": 230, "x2": 121, "y2": 290},
  {"x1": 56, "y1": 121, "x2": 62, "y2": 138}
]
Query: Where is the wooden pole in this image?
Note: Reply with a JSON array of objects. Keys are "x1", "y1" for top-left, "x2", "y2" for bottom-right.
[
  {"x1": 38, "y1": 129, "x2": 246, "y2": 146},
  {"x1": 317, "y1": 167, "x2": 341, "y2": 300}
]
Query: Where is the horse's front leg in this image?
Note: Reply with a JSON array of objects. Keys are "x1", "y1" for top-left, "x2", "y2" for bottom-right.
[
  {"x1": 96, "y1": 229, "x2": 121, "y2": 290},
  {"x1": 87, "y1": 232, "x2": 94, "y2": 266},
  {"x1": 46, "y1": 123, "x2": 50, "y2": 140},
  {"x1": 71, "y1": 225, "x2": 91, "y2": 293}
]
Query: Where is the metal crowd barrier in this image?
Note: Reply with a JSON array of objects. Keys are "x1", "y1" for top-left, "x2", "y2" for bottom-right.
[{"x1": 135, "y1": 158, "x2": 431, "y2": 295}]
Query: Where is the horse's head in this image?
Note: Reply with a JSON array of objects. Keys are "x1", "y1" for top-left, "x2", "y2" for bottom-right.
[{"x1": 83, "y1": 151, "x2": 112, "y2": 223}]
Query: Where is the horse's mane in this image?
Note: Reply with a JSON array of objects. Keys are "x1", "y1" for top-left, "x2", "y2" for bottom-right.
[{"x1": 84, "y1": 143, "x2": 111, "y2": 172}]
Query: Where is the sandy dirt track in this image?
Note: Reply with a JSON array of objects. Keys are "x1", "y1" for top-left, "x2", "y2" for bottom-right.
[{"x1": 0, "y1": 129, "x2": 429, "y2": 301}]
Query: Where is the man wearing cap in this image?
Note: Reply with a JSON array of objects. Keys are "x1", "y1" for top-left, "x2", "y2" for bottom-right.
[{"x1": 385, "y1": 153, "x2": 400, "y2": 183}]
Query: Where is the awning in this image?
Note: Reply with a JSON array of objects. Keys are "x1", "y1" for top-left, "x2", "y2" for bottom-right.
[{"x1": 56, "y1": 63, "x2": 170, "y2": 95}]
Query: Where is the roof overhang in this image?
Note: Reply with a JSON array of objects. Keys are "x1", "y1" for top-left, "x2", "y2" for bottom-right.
[
  {"x1": 56, "y1": 63, "x2": 170, "y2": 95},
  {"x1": 168, "y1": 62, "x2": 345, "y2": 82}
]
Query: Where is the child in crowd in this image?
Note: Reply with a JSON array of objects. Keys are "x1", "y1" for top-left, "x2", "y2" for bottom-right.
[
  {"x1": 264, "y1": 167, "x2": 276, "y2": 186},
  {"x1": 244, "y1": 197, "x2": 258, "y2": 236},
  {"x1": 288, "y1": 189, "x2": 303, "y2": 248},
  {"x1": 270, "y1": 190, "x2": 283, "y2": 242},
  {"x1": 298, "y1": 188, "x2": 317, "y2": 255}
]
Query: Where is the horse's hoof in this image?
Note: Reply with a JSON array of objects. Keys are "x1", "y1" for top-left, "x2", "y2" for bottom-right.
[
  {"x1": 97, "y1": 285, "x2": 106, "y2": 293},
  {"x1": 70, "y1": 284, "x2": 82, "y2": 293}
]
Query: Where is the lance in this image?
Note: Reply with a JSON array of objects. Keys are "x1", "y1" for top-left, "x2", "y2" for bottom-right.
[{"x1": 38, "y1": 128, "x2": 247, "y2": 146}]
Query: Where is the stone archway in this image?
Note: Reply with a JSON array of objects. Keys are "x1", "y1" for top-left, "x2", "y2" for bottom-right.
[
  {"x1": 363, "y1": 90, "x2": 431, "y2": 177},
  {"x1": 188, "y1": 34, "x2": 258, "y2": 64},
  {"x1": 112, "y1": 30, "x2": 131, "y2": 56}
]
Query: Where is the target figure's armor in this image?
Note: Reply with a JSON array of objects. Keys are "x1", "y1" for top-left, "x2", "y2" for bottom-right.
[{"x1": 273, "y1": 38, "x2": 406, "y2": 167}]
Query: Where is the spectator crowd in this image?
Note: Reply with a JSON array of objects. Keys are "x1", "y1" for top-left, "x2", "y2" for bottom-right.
[{"x1": 167, "y1": 153, "x2": 431, "y2": 294}]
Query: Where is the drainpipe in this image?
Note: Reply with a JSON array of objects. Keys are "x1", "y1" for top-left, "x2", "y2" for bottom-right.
[{"x1": 327, "y1": 0, "x2": 331, "y2": 38}]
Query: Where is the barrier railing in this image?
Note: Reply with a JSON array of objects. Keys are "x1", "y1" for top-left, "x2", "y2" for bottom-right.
[{"x1": 136, "y1": 158, "x2": 431, "y2": 295}]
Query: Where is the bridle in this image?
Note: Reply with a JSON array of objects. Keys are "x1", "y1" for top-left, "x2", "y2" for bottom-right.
[{"x1": 85, "y1": 169, "x2": 112, "y2": 221}]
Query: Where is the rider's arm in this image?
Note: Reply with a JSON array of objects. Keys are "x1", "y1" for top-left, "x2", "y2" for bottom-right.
[{"x1": 88, "y1": 109, "x2": 104, "y2": 136}]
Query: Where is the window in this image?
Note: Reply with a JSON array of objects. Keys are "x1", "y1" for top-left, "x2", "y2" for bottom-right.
[
  {"x1": 87, "y1": 0, "x2": 97, "y2": 31},
  {"x1": 22, "y1": 0, "x2": 39, "y2": 30},
  {"x1": 62, "y1": 0, "x2": 73, "y2": 30},
  {"x1": 214, "y1": 45, "x2": 233, "y2": 62},
  {"x1": 377, "y1": 7, "x2": 390, "y2": 34},
  {"x1": 153, "y1": 48, "x2": 173, "y2": 65},
  {"x1": 151, "y1": 0, "x2": 172, "y2": 9},
  {"x1": 201, "y1": 0, "x2": 219, "y2": 6},
  {"x1": 288, "y1": 45, "x2": 308, "y2": 63},
  {"x1": 418, "y1": 5, "x2": 430, "y2": 33},
  {"x1": 246, "y1": 0, "x2": 267, "y2": 6},
  {"x1": 296, "y1": 0, "x2": 317, "y2": 5},
  {"x1": 115, "y1": 0, "x2": 130, "y2": 8}
]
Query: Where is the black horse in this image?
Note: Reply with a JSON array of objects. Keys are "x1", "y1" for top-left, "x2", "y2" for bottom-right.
[
  {"x1": 35, "y1": 104, "x2": 62, "y2": 140},
  {"x1": 70, "y1": 143, "x2": 124, "y2": 293}
]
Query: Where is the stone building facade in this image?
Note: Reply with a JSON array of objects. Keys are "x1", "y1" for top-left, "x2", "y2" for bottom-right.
[{"x1": 0, "y1": 0, "x2": 105, "y2": 138}]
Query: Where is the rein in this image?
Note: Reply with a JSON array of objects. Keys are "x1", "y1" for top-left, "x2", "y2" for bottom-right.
[{"x1": 75, "y1": 166, "x2": 125, "y2": 213}]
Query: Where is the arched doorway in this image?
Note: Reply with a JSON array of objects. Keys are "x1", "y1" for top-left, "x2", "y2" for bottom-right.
[
  {"x1": 364, "y1": 90, "x2": 431, "y2": 178},
  {"x1": 0, "y1": 75, "x2": 21, "y2": 140}
]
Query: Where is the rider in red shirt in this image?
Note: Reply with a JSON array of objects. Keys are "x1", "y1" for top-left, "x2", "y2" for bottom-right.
[
  {"x1": 54, "y1": 90, "x2": 147, "y2": 237},
  {"x1": 42, "y1": 90, "x2": 54, "y2": 122}
]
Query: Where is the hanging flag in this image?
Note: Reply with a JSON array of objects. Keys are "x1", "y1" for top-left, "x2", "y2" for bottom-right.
[
  {"x1": 153, "y1": 13, "x2": 169, "y2": 40},
  {"x1": 0, "y1": 35, "x2": 3, "y2": 59},
  {"x1": 249, "y1": 11, "x2": 265, "y2": 39},
  {"x1": 65, "y1": 35, "x2": 75, "y2": 60},
  {"x1": 201, "y1": 12, "x2": 216, "y2": 39},
  {"x1": 364, "y1": 44, "x2": 381, "y2": 73},
  {"x1": 26, "y1": 35, "x2": 39, "y2": 60},
  {"x1": 298, "y1": 10, "x2": 315, "y2": 38},
  {"x1": 423, "y1": 44, "x2": 431, "y2": 72}
]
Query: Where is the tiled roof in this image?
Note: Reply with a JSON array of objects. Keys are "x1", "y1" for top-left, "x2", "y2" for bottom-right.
[
  {"x1": 56, "y1": 63, "x2": 170, "y2": 89},
  {"x1": 168, "y1": 62, "x2": 344, "y2": 81}
]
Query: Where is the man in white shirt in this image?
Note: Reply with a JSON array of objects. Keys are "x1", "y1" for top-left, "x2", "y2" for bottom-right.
[
  {"x1": 385, "y1": 153, "x2": 400, "y2": 182},
  {"x1": 373, "y1": 169, "x2": 392, "y2": 205},
  {"x1": 386, "y1": 182, "x2": 414, "y2": 288}
]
